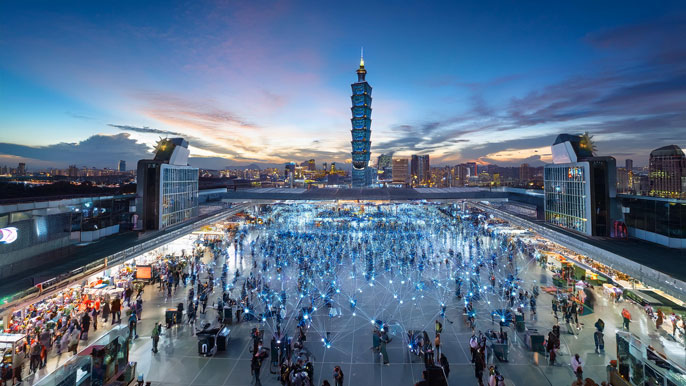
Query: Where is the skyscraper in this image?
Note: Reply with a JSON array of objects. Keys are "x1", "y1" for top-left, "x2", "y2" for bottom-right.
[
  {"x1": 392, "y1": 158, "x2": 409, "y2": 185},
  {"x1": 118, "y1": 160, "x2": 126, "y2": 172},
  {"x1": 410, "y1": 155, "x2": 430, "y2": 186},
  {"x1": 350, "y1": 51, "x2": 372, "y2": 187},
  {"x1": 519, "y1": 163, "x2": 531, "y2": 183},
  {"x1": 17, "y1": 163, "x2": 26, "y2": 176},
  {"x1": 649, "y1": 145, "x2": 686, "y2": 199},
  {"x1": 625, "y1": 159, "x2": 633, "y2": 171}
]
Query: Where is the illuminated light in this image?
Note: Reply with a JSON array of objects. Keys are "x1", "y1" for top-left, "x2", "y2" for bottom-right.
[
  {"x1": 303, "y1": 315, "x2": 309, "y2": 320},
  {"x1": 371, "y1": 320, "x2": 375, "y2": 324},
  {"x1": 0, "y1": 227, "x2": 18, "y2": 244},
  {"x1": 352, "y1": 312, "x2": 356, "y2": 316}
]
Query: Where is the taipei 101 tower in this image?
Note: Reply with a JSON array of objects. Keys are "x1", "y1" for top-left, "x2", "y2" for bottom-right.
[{"x1": 350, "y1": 49, "x2": 372, "y2": 187}]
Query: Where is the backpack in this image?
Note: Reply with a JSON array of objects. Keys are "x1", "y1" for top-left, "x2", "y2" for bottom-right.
[{"x1": 496, "y1": 374, "x2": 505, "y2": 386}]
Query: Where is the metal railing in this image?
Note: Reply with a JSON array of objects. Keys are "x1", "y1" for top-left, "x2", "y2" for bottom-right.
[
  {"x1": 0, "y1": 204, "x2": 247, "y2": 314},
  {"x1": 471, "y1": 202, "x2": 686, "y2": 300}
]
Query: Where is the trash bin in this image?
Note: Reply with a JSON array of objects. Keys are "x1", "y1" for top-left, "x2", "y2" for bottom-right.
[
  {"x1": 515, "y1": 314, "x2": 525, "y2": 332},
  {"x1": 165, "y1": 308, "x2": 178, "y2": 326},
  {"x1": 216, "y1": 327, "x2": 231, "y2": 351},
  {"x1": 197, "y1": 334, "x2": 215, "y2": 356}
]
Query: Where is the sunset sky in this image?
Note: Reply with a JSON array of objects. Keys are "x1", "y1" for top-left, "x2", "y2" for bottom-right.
[{"x1": 1, "y1": 0, "x2": 685, "y2": 170}]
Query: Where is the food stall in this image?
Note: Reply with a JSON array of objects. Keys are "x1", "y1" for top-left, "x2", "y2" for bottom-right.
[{"x1": 0, "y1": 333, "x2": 26, "y2": 379}]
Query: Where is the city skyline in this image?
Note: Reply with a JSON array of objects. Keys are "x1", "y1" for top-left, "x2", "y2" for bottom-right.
[{"x1": 1, "y1": 1, "x2": 686, "y2": 170}]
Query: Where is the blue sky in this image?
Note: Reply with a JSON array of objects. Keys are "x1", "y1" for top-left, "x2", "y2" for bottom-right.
[{"x1": 1, "y1": 0, "x2": 685, "y2": 170}]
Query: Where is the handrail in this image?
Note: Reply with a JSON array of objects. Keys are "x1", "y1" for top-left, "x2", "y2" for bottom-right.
[{"x1": 0, "y1": 204, "x2": 247, "y2": 314}]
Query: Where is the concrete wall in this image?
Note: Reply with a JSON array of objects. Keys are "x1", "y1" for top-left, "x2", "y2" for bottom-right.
[{"x1": 629, "y1": 227, "x2": 686, "y2": 249}]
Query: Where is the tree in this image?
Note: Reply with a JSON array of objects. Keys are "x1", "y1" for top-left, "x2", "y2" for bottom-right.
[{"x1": 580, "y1": 132, "x2": 597, "y2": 156}]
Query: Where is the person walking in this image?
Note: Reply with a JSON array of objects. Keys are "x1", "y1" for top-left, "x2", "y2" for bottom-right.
[
  {"x1": 128, "y1": 312, "x2": 139, "y2": 340},
  {"x1": 439, "y1": 353, "x2": 450, "y2": 378},
  {"x1": 434, "y1": 333, "x2": 441, "y2": 363},
  {"x1": 102, "y1": 300, "x2": 110, "y2": 323},
  {"x1": 571, "y1": 353, "x2": 584, "y2": 381},
  {"x1": 80, "y1": 311, "x2": 91, "y2": 340},
  {"x1": 111, "y1": 297, "x2": 121, "y2": 324},
  {"x1": 251, "y1": 356, "x2": 263, "y2": 386},
  {"x1": 546, "y1": 331, "x2": 557, "y2": 365},
  {"x1": 621, "y1": 309, "x2": 631, "y2": 331},
  {"x1": 69, "y1": 327, "x2": 80, "y2": 355},
  {"x1": 379, "y1": 333, "x2": 390, "y2": 366},
  {"x1": 333, "y1": 366, "x2": 344, "y2": 386},
  {"x1": 594, "y1": 330, "x2": 604, "y2": 354},
  {"x1": 474, "y1": 350, "x2": 485, "y2": 386},
  {"x1": 151, "y1": 322, "x2": 161, "y2": 353}
]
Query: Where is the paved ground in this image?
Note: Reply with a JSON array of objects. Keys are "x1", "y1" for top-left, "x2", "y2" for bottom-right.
[{"x1": 22, "y1": 204, "x2": 686, "y2": 386}]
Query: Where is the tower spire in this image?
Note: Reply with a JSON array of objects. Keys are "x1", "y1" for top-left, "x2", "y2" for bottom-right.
[{"x1": 356, "y1": 47, "x2": 367, "y2": 82}]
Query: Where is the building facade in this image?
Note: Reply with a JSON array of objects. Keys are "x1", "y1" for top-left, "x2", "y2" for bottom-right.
[
  {"x1": 350, "y1": 54, "x2": 372, "y2": 187},
  {"x1": 118, "y1": 160, "x2": 126, "y2": 172},
  {"x1": 544, "y1": 163, "x2": 593, "y2": 235},
  {"x1": 392, "y1": 158, "x2": 409, "y2": 185},
  {"x1": 136, "y1": 138, "x2": 199, "y2": 231},
  {"x1": 619, "y1": 194, "x2": 686, "y2": 248},
  {"x1": 410, "y1": 155, "x2": 430, "y2": 186},
  {"x1": 649, "y1": 145, "x2": 686, "y2": 199},
  {"x1": 544, "y1": 134, "x2": 617, "y2": 236}
]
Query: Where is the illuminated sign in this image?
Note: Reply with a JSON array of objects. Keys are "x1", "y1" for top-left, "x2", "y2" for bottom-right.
[
  {"x1": 0, "y1": 227, "x2": 18, "y2": 244},
  {"x1": 136, "y1": 265, "x2": 152, "y2": 280}
]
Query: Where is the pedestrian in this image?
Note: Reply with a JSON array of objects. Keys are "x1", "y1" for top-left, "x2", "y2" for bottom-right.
[
  {"x1": 111, "y1": 297, "x2": 122, "y2": 324},
  {"x1": 439, "y1": 353, "x2": 450, "y2": 378},
  {"x1": 571, "y1": 353, "x2": 583, "y2": 381},
  {"x1": 102, "y1": 300, "x2": 110, "y2": 323},
  {"x1": 251, "y1": 356, "x2": 263, "y2": 386},
  {"x1": 29, "y1": 340, "x2": 41, "y2": 373},
  {"x1": 434, "y1": 333, "x2": 441, "y2": 362},
  {"x1": 81, "y1": 310, "x2": 91, "y2": 340},
  {"x1": 594, "y1": 318, "x2": 604, "y2": 332},
  {"x1": 621, "y1": 309, "x2": 631, "y2": 331},
  {"x1": 128, "y1": 312, "x2": 139, "y2": 339},
  {"x1": 333, "y1": 365, "x2": 344, "y2": 386},
  {"x1": 69, "y1": 328, "x2": 80, "y2": 355},
  {"x1": 594, "y1": 330, "x2": 604, "y2": 354},
  {"x1": 151, "y1": 322, "x2": 161, "y2": 353},
  {"x1": 92, "y1": 306, "x2": 99, "y2": 331},
  {"x1": 435, "y1": 319, "x2": 443, "y2": 335},
  {"x1": 474, "y1": 351, "x2": 485, "y2": 386},
  {"x1": 322, "y1": 381, "x2": 331, "y2": 386},
  {"x1": 379, "y1": 333, "x2": 390, "y2": 365},
  {"x1": 546, "y1": 332, "x2": 557, "y2": 365}
]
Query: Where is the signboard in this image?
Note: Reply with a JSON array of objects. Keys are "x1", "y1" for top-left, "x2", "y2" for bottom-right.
[
  {"x1": 0, "y1": 227, "x2": 17, "y2": 244},
  {"x1": 135, "y1": 265, "x2": 152, "y2": 280}
]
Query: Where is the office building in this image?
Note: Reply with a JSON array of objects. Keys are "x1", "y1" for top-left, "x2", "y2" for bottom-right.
[
  {"x1": 452, "y1": 164, "x2": 468, "y2": 186},
  {"x1": 301, "y1": 159, "x2": 316, "y2": 171},
  {"x1": 284, "y1": 162, "x2": 296, "y2": 188},
  {"x1": 544, "y1": 134, "x2": 617, "y2": 236},
  {"x1": 466, "y1": 162, "x2": 477, "y2": 178},
  {"x1": 617, "y1": 167, "x2": 630, "y2": 193},
  {"x1": 376, "y1": 154, "x2": 392, "y2": 181},
  {"x1": 625, "y1": 159, "x2": 633, "y2": 171},
  {"x1": 392, "y1": 158, "x2": 409, "y2": 185},
  {"x1": 410, "y1": 155, "x2": 430, "y2": 186},
  {"x1": 136, "y1": 138, "x2": 199, "y2": 231},
  {"x1": 118, "y1": 160, "x2": 126, "y2": 172},
  {"x1": 350, "y1": 52, "x2": 373, "y2": 187},
  {"x1": 519, "y1": 163, "x2": 531, "y2": 183},
  {"x1": 17, "y1": 163, "x2": 26, "y2": 176},
  {"x1": 648, "y1": 145, "x2": 686, "y2": 199}
]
